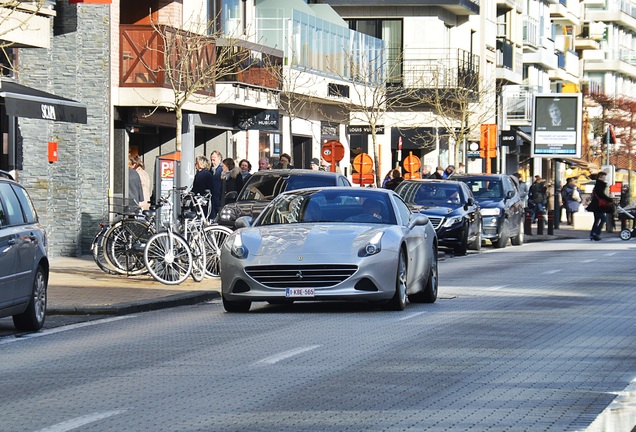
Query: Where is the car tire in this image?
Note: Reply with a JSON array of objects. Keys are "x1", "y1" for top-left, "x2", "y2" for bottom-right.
[
  {"x1": 384, "y1": 249, "x2": 407, "y2": 311},
  {"x1": 468, "y1": 223, "x2": 482, "y2": 251},
  {"x1": 454, "y1": 225, "x2": 468, "y2": 256},
  {"x1": 13, "y1": 265, "x2": 47, "y2": 332},
  {"x1": 511, "y1": 220, "x2": 524, "y2": 246},
  {"x1": 222, "y1": 295, "x2": 251, "y2": 312},
  {"x1": 409, "y1": 248, "x2": 438, "y2": 304},
  {"x1": 493, "y1": 220, "x2": 509, "y2": 249}
]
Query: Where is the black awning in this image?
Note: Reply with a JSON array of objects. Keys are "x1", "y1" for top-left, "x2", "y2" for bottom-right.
[{"x1": 0, "y1": 79, "x2": 87, "y2": 124}]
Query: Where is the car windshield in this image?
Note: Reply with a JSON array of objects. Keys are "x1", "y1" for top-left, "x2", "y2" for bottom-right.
[
  {"x1": 238, "y1": 174, "x2": 338, "y2": 201},
  {"x1": 460, "y1": 179, "x2": 503, "y2": 199},
  {"x1": 255, "y1": 189, "x2": 397, "y2": 226},
  {"x1": 397, "y1": 182, "x2": 463, "y2": 206}
]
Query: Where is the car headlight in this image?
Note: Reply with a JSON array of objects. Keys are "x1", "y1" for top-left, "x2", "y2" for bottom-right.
[
  {"x1": 230, "y1": 233, "x2": 249, "y2": 259},
  {"x1": 219, "y1": 206, "x2": 236, "y2": 221},
  {"x1": 359, "y1": 232, "x2": 383, "y2": 257},
  {"x1": 443, "y1": 215, "x2": 463, "y2": 228},
  {"x1": 481, "y1": 208, "x2": 502, "y2": 216}
]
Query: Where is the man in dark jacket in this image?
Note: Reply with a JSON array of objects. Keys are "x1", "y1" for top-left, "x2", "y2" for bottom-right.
[{"x1": 209, "y1": 150, "x2": 224, "y2": 218}]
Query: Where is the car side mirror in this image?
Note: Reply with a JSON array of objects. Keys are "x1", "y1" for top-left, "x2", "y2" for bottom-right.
[
  {"x1": 505, "y1": 190, "x2": 514, "y2": 200},
  {"x1": 225, "y1": 191, "x2": 238, "y2": 204},
  {"x1": 408, "y1": 213, "x2": 429, "y2": 229},
  {"x1": 466, "y1": 197, "x2": 475, "y2": 208},
  {"x1": 235, "y1": 216, "x2": 253, "y2": 228}
]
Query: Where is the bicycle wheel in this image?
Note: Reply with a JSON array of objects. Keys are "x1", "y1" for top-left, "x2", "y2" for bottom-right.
[
  {"x1": 144, "y1": 232, "x2": 192, "y2": 285},
  {"x1": 189, "y1": 233, "x2": 207, "y2": 282},
  {"x1": 203, "y1": 225, "x2": 233, "y2": 278},
  {"x1": 105, "y1": 219, "x2": 154, "y2": 275},
  {"x1": 91, "y1": 224, "x2": 119, "y2": 275}
]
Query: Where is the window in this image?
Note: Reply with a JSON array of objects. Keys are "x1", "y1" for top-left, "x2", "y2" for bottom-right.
[
  {"x1": 0, "y1": 182, "x2": 25, "y2": 226},
  {"x1": 12, "y1": 184, "x2": 37, "y2": 224}
]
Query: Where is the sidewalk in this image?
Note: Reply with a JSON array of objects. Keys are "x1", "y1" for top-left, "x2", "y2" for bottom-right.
[{"x1": 46, "y1": 224, "x2": 610, "y2": 316}]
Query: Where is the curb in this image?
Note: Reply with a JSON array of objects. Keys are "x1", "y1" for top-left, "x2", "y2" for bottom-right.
[{"x1": 48, "y1": 291, "x2": 220, "y2": 316}]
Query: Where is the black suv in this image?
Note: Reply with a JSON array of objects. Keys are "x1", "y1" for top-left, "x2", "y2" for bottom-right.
[
  {"x1": 453, "y1": 173, "x2": 524, "y2": 248},
  {"x1": 0, "y1": 171, "x2": 49, "y2": 331},
  {"x1": 217, "y1": 169, "x2": 351, "y2": 229}
]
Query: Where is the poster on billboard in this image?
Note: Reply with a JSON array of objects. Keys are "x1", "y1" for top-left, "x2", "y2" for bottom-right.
[{"x1": 531, "y1": 94, "x2": 582, "y2": 158}]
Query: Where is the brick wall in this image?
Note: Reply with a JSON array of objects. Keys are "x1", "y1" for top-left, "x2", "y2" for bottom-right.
[{"x1": 18, "y1": 2, "x2": 111, "y2": 257}]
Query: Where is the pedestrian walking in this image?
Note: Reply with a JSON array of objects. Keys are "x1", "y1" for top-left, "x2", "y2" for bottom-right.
[
  {"x1": 528, "y1": 176, "x2": 547, "y2": 223},
  {"x1": 258, "y1": 157, "x2": 270, "y2": 171},
  {"x1": 587, "y1": 171, "x2": 614, "y2": 241},
  {"x1": 192, "y1": 155, "x2": 215, "y2": 219},
  {"x1": 128, "y1": 156, "x2": 144, "y2": 211},
  {"x1": 133, "y1": 155, "x2": 151, "y2": 211},
  {"x1": 221, "y1": 158, "x2": 244, "y2": 206},
  {"x1": 384, "y1": 169, "x2": 404, "y2": 190}
]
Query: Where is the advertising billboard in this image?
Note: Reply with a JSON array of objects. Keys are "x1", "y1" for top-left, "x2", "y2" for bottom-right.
[{"x1": 531, "y1": 94, "x2": 582, "y2": 158}]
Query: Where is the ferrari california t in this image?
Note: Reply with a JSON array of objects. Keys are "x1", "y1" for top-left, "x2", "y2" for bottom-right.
[{"x1": 220, "y1": 187, "x2": 438, "y2": 312}]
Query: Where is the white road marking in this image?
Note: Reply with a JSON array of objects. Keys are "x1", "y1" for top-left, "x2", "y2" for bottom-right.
[
  {"x1": 487, "y1": 285, "x2": 509, "y2": 291},
  {"x1": 0, "y1": 316, "x2": 135, "y2": 345},
  {"x1": 582, "y1": 259, "x2": 596, "y2": 263},
  {"x1": 542, "y1": 269, "x2": 562, "y2": 275},
  {"x1": 605, "y1": 252, "x2": 618, "y2": 256},
  {"x1": 35, "y1": 410, "x2": 126, "y2": 432},
  {"x1": 254, "y1": 345, "x2": 321, "y2": 366},
  {"x1": 398, "y1": 312, "x2": 425, "y2": 321}
]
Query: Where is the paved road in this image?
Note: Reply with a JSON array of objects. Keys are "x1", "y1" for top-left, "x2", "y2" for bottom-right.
[{"x1": 1, "y1": 237, "x2": 635, "y2": 431}]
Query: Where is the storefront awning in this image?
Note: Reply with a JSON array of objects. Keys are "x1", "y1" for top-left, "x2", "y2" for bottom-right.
[
  {"x1": 557, "y1": 157, "x2": 599, "y2": 171},
  {"x1": 0, "y1": 79, "x2": 87, "y2": 124}
]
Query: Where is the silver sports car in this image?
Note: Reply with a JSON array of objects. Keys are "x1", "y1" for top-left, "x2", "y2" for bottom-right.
[{"x1": 220, "y1": 187, "x2": 439, "y2": 312}]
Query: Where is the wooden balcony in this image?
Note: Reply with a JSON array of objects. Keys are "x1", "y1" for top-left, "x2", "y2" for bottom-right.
[{"x1": 120, "y1": 25, "x2": 282, "y2": 94}]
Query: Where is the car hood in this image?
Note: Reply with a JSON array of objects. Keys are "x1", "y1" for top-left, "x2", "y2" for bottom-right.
[
  {"x1": 239, "y1": 224, "x2": 390, "y2": 257},
  {"x1": 474, "y1": 198, "x2": 502, "y2": 209},
  {"x1": 409, "y1": 205, "x2": 456, "y2": 216}
]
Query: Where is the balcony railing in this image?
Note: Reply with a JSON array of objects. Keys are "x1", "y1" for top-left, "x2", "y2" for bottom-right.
[
  {"x1": 388, "y1": 48, "x2": 480, "y2": 92},
  {"x1": 120, "y1": 25, "x2": 282, "y2": 92},
  {"x1": 523, "y1": 16, "x2": 539, "y2": 47},
  {"x1": 497, "y1": 37, "x2": 515, "y2": 70}
]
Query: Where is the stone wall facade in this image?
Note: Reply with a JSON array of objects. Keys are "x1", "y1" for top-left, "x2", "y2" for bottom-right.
[{"x1": 18, "y1": 2, "x2": 111, "y2": 257}]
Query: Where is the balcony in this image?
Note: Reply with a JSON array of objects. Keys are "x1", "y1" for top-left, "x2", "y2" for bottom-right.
[
  {"x1": 496, "y1": 37, "x2": 523, "y2": 84},
  {"x1": 550, "y1": 0, "x2": 581, "y2": 26},
  {"x1": 586, "y1": 2, "x2": 636, "y2": 33},
  {"x1": 575, "y1": 22, "x2": 602, "y2": 51},
  {"x1": 497, "y1": 0, "x2": 523, "y2": 13},
  {"x1": 0, "y1": 2, "x2": 56, "y2": 49},
  {"x1": 583, "y1": 45, "x2": 636, "y2": 79},
  {"x1": 524, "y1": 37, "x2": 558, "y2": 70},
  {"x1": 309, "y1": 0, "x2": 479, "y2": 16},
  {"x1": 120, "y1": 25, "x2": 282, "y2": 92},
  {"x1": 387, "y1": 48, "x2": 480, "y2": 102},
  {"x1": 501, "y1": 85, "x2": 541, "y2": 126}
]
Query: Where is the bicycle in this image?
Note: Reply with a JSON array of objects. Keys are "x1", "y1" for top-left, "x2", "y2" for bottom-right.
[
  {"x1": 92, "y1": 198, "x2": 156, "y2": 276},
  {"x1": 143, "y1": 188, "x2": 193, "y2": 285}
]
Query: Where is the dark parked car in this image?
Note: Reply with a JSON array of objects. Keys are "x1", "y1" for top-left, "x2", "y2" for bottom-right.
[
  {"x1": 216, "y1": 169, "x2": 351, "y2": 229},
  {"x1": 453, "y1": 173, "x2": 524, "y2": 248},
  {"x1": 395, "y1": 179, "x2": 481, "y2": 255},
  {"x1": 0, "y1": 170, "x2": 49, "y2": 331}
]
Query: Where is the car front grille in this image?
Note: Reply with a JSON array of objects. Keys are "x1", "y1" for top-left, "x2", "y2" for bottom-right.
[
  {"x1": 427, "y1": 216, "x2": 444, "y2": 231},
  {"x1": 245, "y1": 264, "x2": 358, "y2": 288}
]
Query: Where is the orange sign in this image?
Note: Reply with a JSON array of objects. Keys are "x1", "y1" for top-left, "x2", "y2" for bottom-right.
[
  {"x1": 321, "y1": 140, "x2": 345, "y2": 164},
  {"x1": 352, "y1": 173, "x2": 375, "y2": 185},
  {"x1": 404, "y1": 172, "x2": 421, "y2": 180},
  {"x1": 403, "y1": 153, "x2": 420, "y2": 173},
  {"x1": 353, "y1": 153, "x2": 374, "y2": 174}
]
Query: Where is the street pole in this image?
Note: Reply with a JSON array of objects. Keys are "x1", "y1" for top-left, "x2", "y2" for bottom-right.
[{"x1": 606, "y1": 126, "x2": 611, "y2": 165}]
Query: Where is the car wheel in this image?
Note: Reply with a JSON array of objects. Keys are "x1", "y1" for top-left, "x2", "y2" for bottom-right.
[
  {"x1": 454, "y1": 225, "x2": 468, "y2": 256},
  {"x1": 222, "y1": 295, "x2": 251, "y2": 312},
  {"x1": 384, "y1": 249, "x2": 407, "y2": 311},
  {"x1": 13, "y1": 265, "x2": 47, "y2": 332},
  {"x1": 511, "y1": 220, "x2": 524, "y2": 246},
  {"x1": 409, "y1": 247, "x2": 438, "y2": 304},
  {"x1": 620, "y1": 229, "x2": 632, "y2": 241},
  {"x1": 493, "y1": 220, "x2": 509, "y2": 249},
  {"x1": 468, "y1": 223, "x2": 482, "y2": 251}
]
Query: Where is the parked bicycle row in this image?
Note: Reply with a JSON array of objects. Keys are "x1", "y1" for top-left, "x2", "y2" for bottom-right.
[{"x1": 91, "y1": 187, "x2": 232, "y2": 285}]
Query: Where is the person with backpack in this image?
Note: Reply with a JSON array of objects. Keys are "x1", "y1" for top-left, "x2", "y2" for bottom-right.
[{"x1": 528, "y1": 176, "x2": 547, "y2": 223}]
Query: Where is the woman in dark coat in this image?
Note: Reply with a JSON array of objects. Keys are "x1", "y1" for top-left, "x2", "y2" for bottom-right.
[
  {"x1": 587, "y1": 171, "x2": 613, "y2": 241},
  {"x1": 221, "y1": 158, "x2": 244, "y2": 207},
  {"x1": 192, "y1": 155, "x2": 215, "y2": 219}
]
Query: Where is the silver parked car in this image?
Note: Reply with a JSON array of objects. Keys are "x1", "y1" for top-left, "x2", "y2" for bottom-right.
[
  {"x1": 220, "y1": 187, "x2": 438, "y2": 312},
  {"x1": 0, "y1": 171, "x2": 49, "y2": 331}
]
